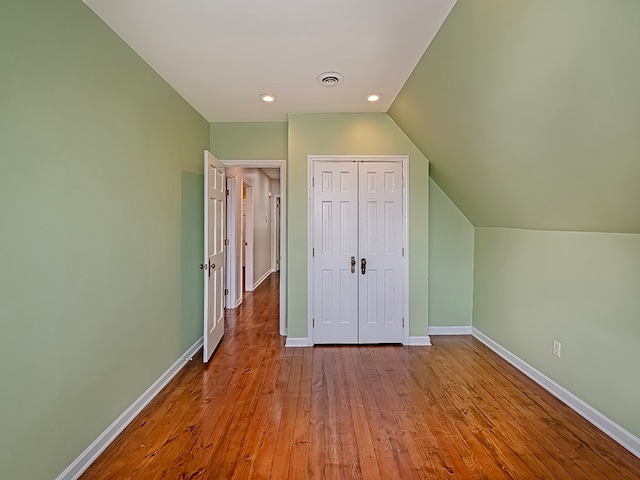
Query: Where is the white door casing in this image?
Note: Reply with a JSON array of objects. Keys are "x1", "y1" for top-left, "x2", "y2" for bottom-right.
[
  {"x1": 310, "y1": 157, "x2": 407, "y2": 345},
  {"x1": 203, "y1": 151, "x2": 226, "y2": 362}
]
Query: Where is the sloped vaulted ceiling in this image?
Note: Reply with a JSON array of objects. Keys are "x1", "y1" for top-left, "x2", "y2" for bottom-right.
[{"x1": 389, "y1": 0, "x2": 640, "y2": 234}]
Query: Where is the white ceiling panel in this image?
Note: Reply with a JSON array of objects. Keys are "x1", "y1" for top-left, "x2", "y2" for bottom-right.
[{"x1": 84, "y1": 0, "x2": 456, "y2": 122}]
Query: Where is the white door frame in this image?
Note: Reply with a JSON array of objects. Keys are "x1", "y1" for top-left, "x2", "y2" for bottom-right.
[
  {"x1": 242, "y1": 179, "x2": 254, "y2": 293},
  {"x1": 221, "y1": 159, "x2": 288, "y2": 336},
  {"x1": 272, "y1": 194, "x2": 281, "y2": 272},
  {"x1": 225, "y1": 172, "x2": 239, "y2": 309},
  {"x1": 307, "y1": 155, "x2": 410, "y2": 345}
]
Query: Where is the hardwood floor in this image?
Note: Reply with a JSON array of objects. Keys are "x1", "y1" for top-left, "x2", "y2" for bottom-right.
[{"x1": 81, "y1": 274, "x2": 640, "y2": 479}]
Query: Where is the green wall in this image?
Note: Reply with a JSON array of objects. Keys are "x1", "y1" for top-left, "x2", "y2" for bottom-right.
[
  {"x1": 389, "y1": 0, "x2": 640, "y2": 444},
  {"x1": 474, "y1": 228, "x2": 640, "y2": 438},
  {"x1": 389, "y1": 0, "x2": 640, "y2": 234},
  {"x1": 0, "y1": 2, "x2": 209, "y2": 478},
  {"x1": 287, "y1": 113, "x2": 430, "y2": 338},
  {"x1": 429, "y1": 179, "x2": 474, "y2": 327},
  {"x1": 210, "y1": 122, "x2": 288, "y2": 160}
]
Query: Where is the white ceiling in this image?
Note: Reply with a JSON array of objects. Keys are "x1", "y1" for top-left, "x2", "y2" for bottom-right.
[
  {"x1": 261, "y1": 168, "x2": 280, "y2": 180},
  {"x1": 83, "y1": 0, "x2": 457, "y2": 122}
]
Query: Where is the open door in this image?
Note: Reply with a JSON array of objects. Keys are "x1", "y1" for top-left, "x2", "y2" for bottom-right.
[{"x1": 202, "y1": 151, "x2": 225, "y2": 362}]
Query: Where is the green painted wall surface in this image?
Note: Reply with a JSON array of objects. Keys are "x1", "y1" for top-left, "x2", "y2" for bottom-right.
[
  {"x1": 429, "y1": 179, "x2": 474, "y2": 327},
  {"x1": 389, "y1": 1, "x2": 640, "y2": 233},
  {"x1": 181, "y1": 172, "x2": 205, "y2": 351},
  {"x1": 0, "y1": 2, "x2": 209, "y2": 478},
  {"x1": 210, "y1": 122, "x2": 288, "y2": 160},
  {"x1": 474, "y1": 228, "x2": 640, "y2": 438},
  {"x1": 287, "y1": 113, "x2": 429, "y2": 338}
]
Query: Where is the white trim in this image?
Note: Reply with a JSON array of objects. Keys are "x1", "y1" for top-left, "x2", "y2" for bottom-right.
[
  {"x1": 407, "y1": 336, "x2": 432, "y2": 346},
  {"x1": 242, "y1": 179, "x2": 255, "y2": 292},
  {"x1": 56, "y1": 337, "x2": 204, "y2": 480},
  {"x1": 224, "y1": 172, "x2": 238, "y2": 309},
  {"x1": 221, "y1": 160, "x2": 287, "y2": 337},
  {"x1": 472, "y1": 328, "x2": 640, "y2": 459},
  {"x1": 252, "y1": 268, "x2": 273, "y2": 291},
  {"x1": 307, "y1": 155, "x2": 409, "y2": 346},
  {"x1": 429, "y1": 326, "x2": 473, "y2": 336},
  {"x1": 285, "y1": 337, "x2": 311, "y2": 347}
]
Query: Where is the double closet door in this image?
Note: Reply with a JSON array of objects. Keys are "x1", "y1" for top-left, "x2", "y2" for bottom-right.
[{"x1": 312, "y1": 160, "x2": 405, "y2": 344}]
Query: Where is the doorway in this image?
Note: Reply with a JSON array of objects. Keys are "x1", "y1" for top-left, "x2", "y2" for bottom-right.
[
  {"x1": 221, "y1": 160, "x2": 287, "y2": 336},
  {"x1": 309, "y1": 156, "x2": 409, "y2": 345}
]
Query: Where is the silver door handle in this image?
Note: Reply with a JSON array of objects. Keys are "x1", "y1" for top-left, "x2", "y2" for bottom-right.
[
  {"x1": 361, "y1": 258, "x2": 367, "y2": 275},
  {"x1": 351, "y1": 256, "x2": 356, "y2": 273}
]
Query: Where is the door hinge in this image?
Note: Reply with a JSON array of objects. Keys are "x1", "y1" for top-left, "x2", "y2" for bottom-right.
[
  {"x1": 226, "y1": 189, "x2": 229, "y2": 196},
  {"x1": 402, "y1": 247, "x2": 405, "y2": 257},
  {"x1": 312, "y1": 177, "x2": 315, "y2": 187},
  {"x1": 225, "y1": 288, "x2": 229, "y2": 295},
  {"x1": 312, "y1": 247, "x2": 315, "y2": 257},
  {"x1": 225, "y1": 239, "x2": 229, "y2": 246},
  {"x1": 402, "y1": 318, "x2": 405, "y2": 327},
  {"x1": 312, "y1": 318, "x2": 315, "y2": 328}
]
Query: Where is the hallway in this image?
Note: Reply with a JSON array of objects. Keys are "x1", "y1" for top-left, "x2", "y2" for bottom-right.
[{"x1": 81, "y1": 274, "x2": 640, "y2": 479}]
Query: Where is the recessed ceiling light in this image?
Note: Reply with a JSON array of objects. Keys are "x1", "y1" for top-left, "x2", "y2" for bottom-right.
[
  {"x1": 366, "y1": 93, "x2": 382, "y2": 102},
  {"x1": 259, "y1": 94, "x2": 276, "y2": 103}
]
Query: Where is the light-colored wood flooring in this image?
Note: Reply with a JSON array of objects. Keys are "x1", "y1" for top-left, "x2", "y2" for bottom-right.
[{"x1": 81, "y1": 274, "x2": 640, "y2": 479}]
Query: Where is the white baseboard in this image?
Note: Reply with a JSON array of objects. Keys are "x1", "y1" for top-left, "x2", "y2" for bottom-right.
[
  {"x1": 472, "y1": 328, "x2": 640, "y2": 459},
  {"x1": 252, "y1": 268, "x2": 273, "y2": 291},
  {"x1": 56, "y1": 337, "x2": 204, "y2": 480},
  {"x1": 285, "y1": 337, "x2": 311, "y2": 347},
  {"x1": 406, "y1": 335, "x2": 432, "y2": 346},
  {"x1": 429, "y1": 326, "x2": 472, "y2": 336}
]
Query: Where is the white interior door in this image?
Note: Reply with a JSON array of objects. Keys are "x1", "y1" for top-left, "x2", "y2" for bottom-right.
[
  {"x1": 358, "y1": 162, "x2": 404, "y2": 343},
  {"x1": 224, "y1": 174, "x2": 237, "y2": 309},
  {"x1": 203, "y1": 150, "x2": 225, "y2": 362},
  {"x1": 312, "y1": 161, "x2": 359, "y2": 343},
  {"x1": 275, "y1": 196, "x2": 281, "y2": 271},
  {"x1": 312, "y1": 160, "x2": 405, "y2": 344}
]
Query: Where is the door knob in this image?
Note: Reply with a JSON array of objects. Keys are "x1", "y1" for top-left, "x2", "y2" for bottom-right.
[
  {"x1": 351, "y1": 256, "x2": 356, "y2": 273},
  {"x1": 361, "y1": 258, "x2": 367, "y2": 275}
]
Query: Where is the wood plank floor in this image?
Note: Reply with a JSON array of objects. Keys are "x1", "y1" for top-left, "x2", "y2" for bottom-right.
[{"x1": 81, "y1": 274, "x2": 640, "y2": 479}]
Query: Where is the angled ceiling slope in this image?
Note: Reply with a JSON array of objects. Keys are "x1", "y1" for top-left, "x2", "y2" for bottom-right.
[
  {"x1": 84, "y1": 0, "x2": 457, "y2": 122},
  {"x1": 390, "y1": 1, "x2": 640, "y2": 234}
]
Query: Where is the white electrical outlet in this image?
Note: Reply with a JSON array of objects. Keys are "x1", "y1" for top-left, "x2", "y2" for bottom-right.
[{"x1": 553, "y1": 340, "x2": 562, "y2": 358}]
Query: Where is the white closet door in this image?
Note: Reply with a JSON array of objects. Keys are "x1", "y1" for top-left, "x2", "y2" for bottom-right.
[
  {"x1": 312, "y1": 161, "x2": 359, "y2": 344},
  {"x1": 358, "y1": 162, "x2": 404, "y2": 343}
]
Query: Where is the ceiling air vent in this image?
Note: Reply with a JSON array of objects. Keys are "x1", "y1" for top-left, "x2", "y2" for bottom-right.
[{"x1": 317, "y1": 72, "x2": 344, "y2": 87}]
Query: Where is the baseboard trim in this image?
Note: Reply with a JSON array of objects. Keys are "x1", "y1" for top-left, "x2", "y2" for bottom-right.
[
  {"x1": 406, "y1": 335, "x2": 432, "y2": 346},
  {"x1": 285, "y1": 337, "x2": 311, "y2": 347},
  {"x1": 472, "y1": 328, "x2": 640, "y2": 459},
  {"x1": 429, "y1": 326, "x2": 472, "y2": 336},
  {"x1": 252, "y1": 269, "x2": 273, "y2": 291},
  {"x1": 56, "y1": 337, "x2": 204, "y2": 480}
]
